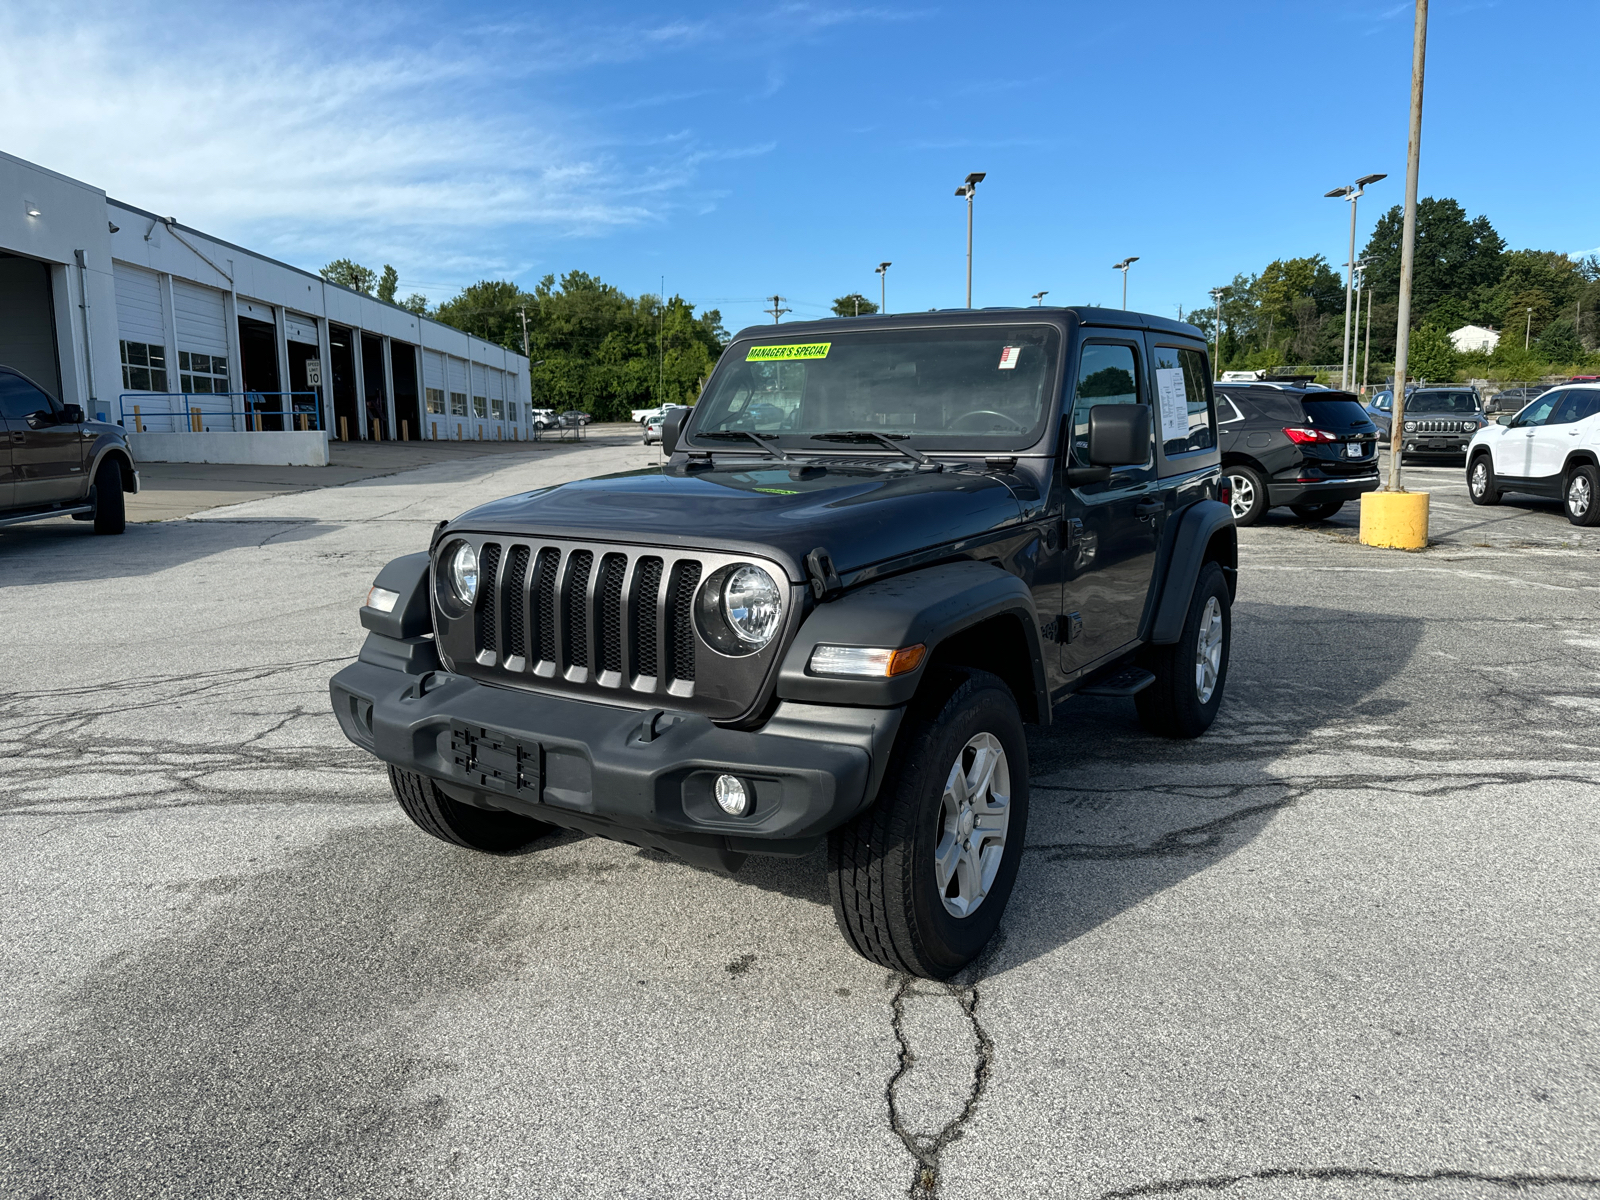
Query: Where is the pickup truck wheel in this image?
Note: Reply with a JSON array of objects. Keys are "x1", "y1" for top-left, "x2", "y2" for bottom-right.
[
  {"x1": 1136, "y1": 561, "x2": 1230, "y2": 739},
  {"x1": 827, "y1": 669, "x2": 1029, "y2": 980},
  {"x1": 388, "y1": 766, "x2": 556, "y2": 855},
  {"x1": 91, "y1": 459, "x2": 126, "y2": 535},
  {"x1": 1225, "y1": 466, "x2": 1267, "y2": 526}
]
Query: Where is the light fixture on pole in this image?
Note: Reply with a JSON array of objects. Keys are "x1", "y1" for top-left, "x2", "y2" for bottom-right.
[
  {"x1": 1325, "y1": 172, "x2": 1387, "y2": 389},
  {"x1": 1032, "y1": 291, "x2": 1048, "y2": 306},
  {"x1": 876, "y1": 261, "x2": 892, "y2": 314},
  {"x1": 954, "y1": 173, "x2": 985, "y2": 308},
  {"x1": 1209, "y1": 287, "x2": 1225, "y2": 380},
  {"x1": 1113, "y1": 257, "x2": 1139, "y2": 309}
]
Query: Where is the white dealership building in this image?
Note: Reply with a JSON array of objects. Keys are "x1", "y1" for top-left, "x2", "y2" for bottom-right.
[{"x1": 1, "y1": 149, "x2": 530, "y2": 465}]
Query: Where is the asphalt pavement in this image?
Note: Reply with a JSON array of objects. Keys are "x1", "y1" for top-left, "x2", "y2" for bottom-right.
[{"x1": 1, "y1": 439, "x2": 1596, "y2": 1199}]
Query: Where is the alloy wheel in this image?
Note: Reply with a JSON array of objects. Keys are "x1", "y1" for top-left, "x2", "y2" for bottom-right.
[
  {"x1": 1227, "y1": 474, "x2": 1255, "y2": 522},
  {"x1": 1194, "y1": 595, "x2": 1223, "y2": 704},
  {"x1": 1470, "y1": 460, "x2": 1488, "y2": 497},
  {"x1": 1570, "y1": 474, "x2": 1592, "y2": 519},
  {"x1": 932, "y1": 733, "x2": 1012, "y2": 919}
]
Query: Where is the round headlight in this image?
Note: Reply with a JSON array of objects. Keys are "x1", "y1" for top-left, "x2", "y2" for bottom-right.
[
  {"x1": 1403, "y1": 420, "x2": 1416, "y2": 432},
  {"x1": 722, "y1": 565, "x2": 782, "y2": 647},
  {"x1": 448, "y1": 541, "x2": 479, "y2": 606}
]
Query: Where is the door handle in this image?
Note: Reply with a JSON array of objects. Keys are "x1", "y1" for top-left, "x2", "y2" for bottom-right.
[
  {"x1": 1134, "y1": 497, "x2": 1163, "y2": 518},
  {"x1": 9, "y1": 431, "x2": 23, "y2": 445}
]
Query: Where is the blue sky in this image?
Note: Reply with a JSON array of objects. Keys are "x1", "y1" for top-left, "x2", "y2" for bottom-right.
[{"x1": 2, "y1": 1, "x2": 1594, "y2": 334}]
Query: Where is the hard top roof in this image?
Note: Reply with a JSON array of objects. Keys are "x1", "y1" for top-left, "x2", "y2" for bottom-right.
[{"x1": 731, "y1": 306, "x2": 1204, "y2": 343}]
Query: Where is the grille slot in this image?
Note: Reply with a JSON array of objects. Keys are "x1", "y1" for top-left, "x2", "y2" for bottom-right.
[
  {"x1": 632, "y1": 557, "x2": 664, "y2": 679},
  {"x1": 598, "y1": 554, "x2": 627, "y2": 676},
  {"x1": 666, "y1": 560, "x2": 702, "y2": 683},
  {"x1": 563, "y1": 550, "x2": 594, "y2": 672},
  {"x1": 503, "y1": 546, "x2": 530, "y2": 663},
  {"x1": 474, "y1": 543, "x2": 502, "y2": 658},
  {"x1": 534, "y1": 547, "x2": 560, "y2": 664}
]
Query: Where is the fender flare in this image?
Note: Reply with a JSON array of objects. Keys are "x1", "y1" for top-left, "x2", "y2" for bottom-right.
[
  {"x1": 776, "y1": 559, "x2": 1048, "y2": 718},
  {"x1": 1141, "y1": 500, "x2": 1237, "y2": 645},
  {"x1": 87, "y1": 443, "x2": 138, "y2": 493}
]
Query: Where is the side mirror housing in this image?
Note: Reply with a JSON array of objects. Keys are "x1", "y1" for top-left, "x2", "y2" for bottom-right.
[
  {"x1": 661, "y1": 409, "x2": 686, "y2": 456},
  {"x1": 62, "y1": 404, "x2": 85, "y2": 424},
  {"x1": 1496, "y1": 413, "x2": 1513, "y2": 426},
  {"x1": 1086, "y1": 404, "x2": 1151, "y2": 466}
]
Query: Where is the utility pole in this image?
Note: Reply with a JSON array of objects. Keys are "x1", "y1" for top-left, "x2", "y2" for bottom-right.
[
  {"x1": 954, "y1": 173, "x2": 985, "y2": 308},
  {"x1": 518, "y1": 306, "x2": 530, "y2": 358},
  {"x1": 1326, "y1": 173, "x2": 1387, "y2": 389},
  {"x1": 1363, "y1": 284, "x2": 1375, "y2": 392},
  {"x1": 1351, "y1": 258, "x2": 1370, "y2": 391},
  {"x1": 659, "y1": 277, "x2": 665, "y2": 402},
  {"x1": 876, "y1": 262, "x2": 891, "y2": 314},
  {"x1": 1032, "y1": 291, "x2": 1048, "y2": 306},
  {"x1": 765, "y1": 295, "x2": 790, "y2": 323},
  {"x1": 1114, "y1": 257, "x2": 1139, "y2": 309},
  {"x1": 1210, "y1": 287, "x2": 1225, "y2": 380},
  {"x1": 1385, "y1": 0, "x2": 1428, "y2": 496},
  {"x1": 1525, "y1": 306, "x2": 1533, "y2": 350}
]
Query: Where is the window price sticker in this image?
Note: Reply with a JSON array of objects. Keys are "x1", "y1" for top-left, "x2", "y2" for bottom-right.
[
  {"x1": 998, "y1": 346, "x2": 1023, "y2": 370},
  {"x1": 1156, "y1": 367, "x2": 1190, "y2": 442}
]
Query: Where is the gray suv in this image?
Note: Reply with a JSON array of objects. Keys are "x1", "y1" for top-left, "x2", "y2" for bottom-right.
[{"x1": 0, "y1": 366, "x2": 138, "y2": 534}]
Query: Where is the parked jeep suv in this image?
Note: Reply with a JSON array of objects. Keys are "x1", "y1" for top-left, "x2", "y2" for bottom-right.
[
  {"x1": 0, "y1": 365, "x2": 138, "y2": 534},
  {"x1": 1387, "y1": 387, "x2": 1487, "y2": 460},
  {"x1": 330, "y1": 309, "x2": 1238, "y2": 977},
  {"x1": 1215, "y1": 383, "x2": 1380, "y2": 525}
]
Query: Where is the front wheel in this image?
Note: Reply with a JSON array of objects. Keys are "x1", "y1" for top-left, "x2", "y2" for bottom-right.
[
  {"x1": 389, "y1": 766, "x2": 557, "y2": 855},
  {"x1": 1468, "y1": 453, "x2": 1501, "y2": 506},
  {"x1": 828, "y1": 669, "x2": 1029, "y2": 979},
  {"x1": 1226, "y1": 466, "x2": 1267, "y2": 526},
  {"x1": 1136, "y1": 561, "x2": 1231, "y2": 739},
  {"x1": 1289, "y1": 501, "x2": 1343, "y2": 521},
  {"x1": 1565, "y1": 464, "x2": 1600, "y2": 526},
  {"x1": 91, "y1": 459, "x2": 126, "y2": 534}
]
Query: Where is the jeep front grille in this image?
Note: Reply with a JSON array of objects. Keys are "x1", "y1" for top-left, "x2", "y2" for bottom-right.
[{"x1": 1412, "y1": 419, "x2": 1473, "y2": 433}]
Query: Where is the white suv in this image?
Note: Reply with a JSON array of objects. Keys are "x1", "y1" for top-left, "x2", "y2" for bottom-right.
[{"x1": 1467, "y1": 383, "x2": 1600, "y2": 525}]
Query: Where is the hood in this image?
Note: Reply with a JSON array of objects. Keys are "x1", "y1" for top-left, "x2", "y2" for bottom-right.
[{"x1": 449, "y1": 461, "x2": 1025, "y2": 580}]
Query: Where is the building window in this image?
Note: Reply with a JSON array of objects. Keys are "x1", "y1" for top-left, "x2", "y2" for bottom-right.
[
  {"x1": 491, "y1": 396, "x2": 505, "y2": 420},
  {"x1": 120, "y1": 340, "x2": 169, "y2": 392},
  {"x1": 450, "y1": 392, "x2": 468, "y2": 416},
  {"x1": 426, "y1": 387, "x2": 445, "y2": 414},
  {"x1": 506, "y1": 401, "x2": 518, "y2": 423},
  {"x1": 473, "y1": 395, "x2": 488, "y2": 418},
  {"x1": 179, "y1": 351, "x2": 228, "y2": 395}
]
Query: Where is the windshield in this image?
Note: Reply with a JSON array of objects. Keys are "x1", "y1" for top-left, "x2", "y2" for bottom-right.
[
  {"x1": 690, "y1": 325, "x2": 1062, "y2": 452},
  {"x1": 1407, "y1": 391, "x2": 1479, "y2": 413}
]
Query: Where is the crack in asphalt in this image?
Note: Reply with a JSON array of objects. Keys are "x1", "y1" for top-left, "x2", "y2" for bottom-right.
[{"x1": 1094, "y1": 1165, "x2": 1600, "y2": 1198}]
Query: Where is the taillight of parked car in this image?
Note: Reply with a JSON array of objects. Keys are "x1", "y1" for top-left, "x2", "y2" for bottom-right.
[
  {"x1": 1218, "y1": 480, "x2": 1231, "y2": 507},
  {"x1": 1282, "y1": 426, "x2": 1339, "y2": 444}
]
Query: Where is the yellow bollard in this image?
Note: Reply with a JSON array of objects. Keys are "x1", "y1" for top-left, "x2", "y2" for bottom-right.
[
  {"x1": 1359, "y1": 491, "x2": 1430, "y2": 549},
  {"x1": 191, "y1": 406, "x2": 202, "y2": 433}
]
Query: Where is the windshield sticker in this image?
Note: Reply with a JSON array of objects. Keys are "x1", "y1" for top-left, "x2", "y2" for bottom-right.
[
  {"x1": 1155, "y1": 368, "x2": 1190, "y2": 443},
  {"x1": 747, "y1": 342, "x2": 831, "y2": 362},
  {"x1": 997, "y1": 346, "x2": 1023, "y2": 370}
]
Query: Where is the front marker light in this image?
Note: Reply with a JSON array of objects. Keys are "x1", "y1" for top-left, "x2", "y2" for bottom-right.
[
  {"x1": 808, "y1": 643, "x2": 927, "y2": 678},
  {"x1": 366, "y1": 586, "x2": 399, "y2": 613}
]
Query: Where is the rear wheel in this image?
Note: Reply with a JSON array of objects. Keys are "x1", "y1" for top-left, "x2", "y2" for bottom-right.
[
  {"x1": 1136, "y1": 562, "x2": 1230, "y2": 739},
  {"x1": 1564, "y1": 464, "x2": 1600, "y2": 526},
  {"x1": 828, "y1": 669, "x2": 1029, "y2": 979},
  {"x1": 389, "y1": 766, "x2": 556, "y2": 855},
  {"x1": 1289, "y1": 501, "x2": 1343, "y2": 521},
  {"x1": 1226, "y1": 466, "x2": 1268, "y2": 526},
  {"x1": 1468, "y1": 453, "x2": 1501, "y2": 506},
  {"x1": 91, "y1": 459, "x2": 126, "y2": 535}
]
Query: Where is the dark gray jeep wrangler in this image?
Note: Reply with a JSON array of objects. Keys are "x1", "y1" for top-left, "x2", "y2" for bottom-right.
[{"x1": 331, "y1": 309, "x2": 1236, "y2": 978}]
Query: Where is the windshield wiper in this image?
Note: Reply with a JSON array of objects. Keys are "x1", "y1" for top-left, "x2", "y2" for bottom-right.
[
  {"x1": 809, "y1": 430, "x2": 930, "y2": 464},
  {"x1": 698, "y1": 429, "x2": 793, "y2": 460}
]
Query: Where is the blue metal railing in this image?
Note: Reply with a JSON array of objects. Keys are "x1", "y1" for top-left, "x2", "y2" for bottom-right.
[{"x1": 118, "y1": 392, "x2": 323, "y2": 433}]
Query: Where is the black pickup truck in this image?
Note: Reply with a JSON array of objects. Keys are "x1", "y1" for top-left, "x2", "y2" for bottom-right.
[
  {"x1": 331, "y1": 309, "x2": 1237, "y2": 977},
  {"x1": 0, "y1": 365, "x2": 138, "y2": 533}
]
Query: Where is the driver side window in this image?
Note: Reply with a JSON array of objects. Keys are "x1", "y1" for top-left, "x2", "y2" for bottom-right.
[
  {"x1": 0, "y1": 371, "x2": 52, "y2": 422},
  {"x1": 1068, "y1": 342, "x2": 1144, "y2": 465}
]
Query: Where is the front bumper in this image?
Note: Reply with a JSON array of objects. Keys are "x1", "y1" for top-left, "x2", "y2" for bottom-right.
[
  {"x1": 1400, "y1": 434, "x2": 1475, "y2": 456},
  {"x1": 330, "y1": 635, "x2": 902, "y2": 868},
  {"x1": 1267, "y1": 471, "x2": 1380, "y2": 507}
]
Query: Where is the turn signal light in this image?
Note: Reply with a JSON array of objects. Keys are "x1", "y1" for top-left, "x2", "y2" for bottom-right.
[
  {"x1": 1282, "y1": 426, "x2": 1338, "y2": 444},
  {"x1": 808, "y1": 643, "x2": 928, "y2": 678},
  {"x1": 366, "y1": 586, "x2": 400, "y2": 613}
]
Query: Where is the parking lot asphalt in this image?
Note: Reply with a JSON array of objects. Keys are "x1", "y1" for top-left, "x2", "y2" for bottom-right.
[{"x1": 1, "y1": 444, "x2": 1596, "y2": 1199}]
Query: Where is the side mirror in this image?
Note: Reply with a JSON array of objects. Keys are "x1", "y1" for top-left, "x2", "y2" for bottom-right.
[
  {"x1": 1086, "y1": 404, "x2": 1151, "y2": 466},
  {"x1": 63, "y1": 404, "x2": 85, "y2": 424},
  {"x1": 661, "y1": 409, "x2": 686, "y2": 456},
  {"x1": 1496, "y1": 413, "x2": 1513, "y2": 427}
]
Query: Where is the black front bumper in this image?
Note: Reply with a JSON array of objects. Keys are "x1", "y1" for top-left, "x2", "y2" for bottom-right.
[
  {"x1": 330, "y1": 636, "x2": 901, "y2": 869},
  {"x1": 1400, "y1": 435, "x2": 1473, "y2": 456}
]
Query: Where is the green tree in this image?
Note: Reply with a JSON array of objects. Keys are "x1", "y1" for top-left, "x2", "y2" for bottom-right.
[
  {"x1": 320, "y1": 258, "x2": 376, "y2": 295},
  {"x1": 1535, "y1": 318, "x2": 1583, "y2": 364},
  {"x1": 831, "y1": 293, "x2": 878, "y2": 317},
  {"x1": 399, "y1": 293, "x2": 429, "y2": 315},
  {"x1": 1360, "y1": 198, "x2": 1504, "y2": 323},
  {"x1": 1408, "y1": 323, "x2": 1458, "y2": 381},
  {"x1": 377, "y1": 264, "x2": 399, "y2": 303},
  {"x1": 433, "y1": 280, "x2": 526, "y2": 346}
]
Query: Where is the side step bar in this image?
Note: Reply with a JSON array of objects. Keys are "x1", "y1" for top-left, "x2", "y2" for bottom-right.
[
  {"x1": 0, "y1": 504, "x2": 94, "y2": 529},
  {"x1": 1077, "y1": 666, "x2": 1156, "y2": 698}
]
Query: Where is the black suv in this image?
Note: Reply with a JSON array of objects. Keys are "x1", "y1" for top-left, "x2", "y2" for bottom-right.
[
  {"x1": 1386, "y1": 387, "x2": 1487, "y2": 460},
  {"x1": 330, "y1": 309, "x2": 1237, "y2": 978},
  {"x1": 1216, "y1": 383, "x2": 1380, "y2": 525},
  {"x1": 0, "y1": 365, "x2": 137, "y2": 534}
]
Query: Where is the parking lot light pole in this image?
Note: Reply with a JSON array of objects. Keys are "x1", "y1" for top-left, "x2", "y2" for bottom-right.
[
  {"x1": 955, "y1": 174, "x2": 985, "y2": 308},
  {"x1": 876, "y1": 262, "x2": 891, "y2": 314},
  {"x1": 1352, "y1": 258, "x2": 1371, "y2": 391},
  {"x1": 1210, "y1": 287, "x2": 1225, "y2": 379},
  {"x1": 1525, "y1": 306, "x2": 1534, "y2": 350},
  {"x1": 1326, "y1": 173, "x2": 1387, "y2": 389},
  {"x1": 1114, "y1": 257, "x2": 1139, "y2": 309}
]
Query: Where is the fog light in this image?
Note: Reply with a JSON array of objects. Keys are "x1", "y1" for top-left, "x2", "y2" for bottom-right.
[{"x1": 714, "y1": 774, "x2": 751, "y2": 816}]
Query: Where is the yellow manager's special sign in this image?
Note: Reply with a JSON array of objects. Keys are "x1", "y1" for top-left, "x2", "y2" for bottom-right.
[{"x1": 746, "y1": 342, "x2": 831, "y2": 361}]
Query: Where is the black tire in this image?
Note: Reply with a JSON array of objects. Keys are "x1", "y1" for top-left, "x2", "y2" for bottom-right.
[
  {"x1": 1225, "y1": 465, "x2": 1268, "y2": 526},
  {"x1": 1289, "y1": 501, "x2": 1343, "y2": 521},
  {"x1": 389, "y1": 765, "x2": 556, "y2": 855},
  {"x1": 827, "y1": 669, "x2": 1029, "y2": 980},
  {"x1": 1564, "y1": 464, "x2": 1600, "y2": 527},
  {"x1": 1467, "y1": 453, "x2": 1501, "y2": 506},
  {"x1": 91, "y1": 459, "x2": 126, "y2": 535},
  {"x1": 1136, "y1": 561, "x2": 1231, "y2": 740}
]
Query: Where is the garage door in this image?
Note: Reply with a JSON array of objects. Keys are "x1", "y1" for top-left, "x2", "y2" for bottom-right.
[
  {"x1": 285, "y1": 312, "x2": 318, "y2": 345},
  {"x1": 114, "y1": 264, "x2": 165, "y2": 345}
]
